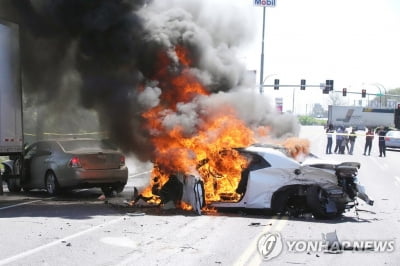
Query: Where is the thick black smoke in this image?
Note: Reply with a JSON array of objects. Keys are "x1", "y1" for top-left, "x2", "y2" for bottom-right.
[{"x1": 0, "y1": 0, "x2": 299, "y2": 161}]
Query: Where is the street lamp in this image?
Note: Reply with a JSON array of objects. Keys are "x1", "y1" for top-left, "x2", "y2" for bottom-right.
[
  {"x1": 373, "y1": 83, "x2": 387, "y2": 107},
  {"x1": 259, "y1": 73, "x2": 277, "y2": 94}
]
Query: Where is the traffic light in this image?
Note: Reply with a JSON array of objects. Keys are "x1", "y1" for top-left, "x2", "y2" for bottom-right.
[
  {"x1": 326, "y1": 80, "x2": 334, "y2": 91},
  {"x1": 300, "y1": 79, "x2": 306, "y2": 90},
  {"x1": 274, "y1": 79, "x2": 279, "y2": 90},
  {"x1": 362, "y1": 89, "x2": 366, "y2": 98},
  {"x1": 342, "y1": 88, "x2": 347, "y2": 96}
]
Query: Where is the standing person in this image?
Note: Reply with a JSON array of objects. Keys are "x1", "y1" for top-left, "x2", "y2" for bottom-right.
[
  {"x1": 334, "y1": 127, "x2": 343, "y2": 154},
  {"x1": 348, "y1": 128, "x2": 357, "y2": 155},
  {"x1": 363, "y1": 128, "x2": 374, "y2": 156},
  {"x1": 339, "y1": 129, "x2": 348, "y2": 154},
  {"x1": 378, "y1": 126, "x2": 387, "y2": 157},
  {"x1": 325, "y1": 124, "x2": 334, "y2": 154}
]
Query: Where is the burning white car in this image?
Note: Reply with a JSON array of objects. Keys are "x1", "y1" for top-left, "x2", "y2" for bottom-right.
[
  {"x1": 142, "y1": 144, "x2": 373, "y2": 219},
  {"x1": 206, "y1": 144, "x2": 373, "y2": 219}
]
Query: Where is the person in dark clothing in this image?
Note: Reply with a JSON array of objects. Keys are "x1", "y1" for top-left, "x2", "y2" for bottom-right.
[
  {"x1": 377, "y1": 126, "x2": 387, "y2": 157},
  {"x1": 363, "y1": 128, "x2": 374, "y2": 156},
  {"x1": 334, "y1": 127, "x2": 343, "y2": 153},
  {"x1": 325, "y1": 124, "x2": 334, "y2": 154},
  {"x1": 348, "y1": 129, "x2": 357, "y2": 155},
  {"x1": 339, "y1": 129, "x2": 349, "y2": 154}
]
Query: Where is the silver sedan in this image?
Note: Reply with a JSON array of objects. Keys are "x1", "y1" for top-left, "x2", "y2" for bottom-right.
[
  {"x1": 20, "y1": 139, "x2": 128, "y2": 195},
  {"x1": 385, "y1": 130, "x2": 400, "y2": 149}
]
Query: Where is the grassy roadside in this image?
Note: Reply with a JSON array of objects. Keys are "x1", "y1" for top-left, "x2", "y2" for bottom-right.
[
  {"x1": 297, "y1": 115, "x2": 327, "y2": 126},
  {"x1": 0, "y1": 156, "x2": 7, "y2": 172}
]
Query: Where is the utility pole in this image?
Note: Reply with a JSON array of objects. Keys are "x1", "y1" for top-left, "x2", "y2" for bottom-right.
[
  {"x1": 254, "y1": 0, "x2": 277, "y2": 93},
  {"x1": 259, "y1": 7, "x2": 266, "y2": 94}
]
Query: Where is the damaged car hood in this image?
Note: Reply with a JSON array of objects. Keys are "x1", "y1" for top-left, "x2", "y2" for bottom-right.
[{"x1": 301, "y1": 157, "x2": 360, "y2": 171}]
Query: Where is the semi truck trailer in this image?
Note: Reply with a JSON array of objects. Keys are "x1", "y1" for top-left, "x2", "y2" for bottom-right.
[
  {"x1": 0, "y1": 19, "x2": 24, "y2": 194},
  {"x1": 327, "y1": 105, "x2": 395, "y2": 129}
]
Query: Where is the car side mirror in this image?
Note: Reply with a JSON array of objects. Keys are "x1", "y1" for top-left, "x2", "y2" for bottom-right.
[{"x1": 294, "y1": 169, "x2": 301, "y2": 175}]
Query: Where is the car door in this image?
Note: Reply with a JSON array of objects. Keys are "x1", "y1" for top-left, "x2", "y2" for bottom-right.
[{"x1": 243, "y1": 152, "x2": 298, "y2": 209}]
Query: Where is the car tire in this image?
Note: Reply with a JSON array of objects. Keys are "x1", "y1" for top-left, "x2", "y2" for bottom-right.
[
  {"x1": 271, "y1": 190, "x2": 289, "y2": 215},
  {"x1": 272, "y1": 189, "x2": 305, "y2": 217},
  {"x1": 45, "y1": 171, "x2": 59, "y2": 196},
  {"x1": 306, "y1": 186, "x2": 345, "y2": 219}
]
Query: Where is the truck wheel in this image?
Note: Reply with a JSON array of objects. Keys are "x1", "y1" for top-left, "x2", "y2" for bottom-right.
[
  {"x1": 22, "y1": 187, "x2": 32, "y2": 192},
  {"x1": 306, "y1": 186, "x2": 345, "y2": 219},
  {"x1": 45, "y1": 171, "x2": 59, "y2": 196},
  {"x1": 7, "y1": 178, "x2": 22, "y2": 193}
]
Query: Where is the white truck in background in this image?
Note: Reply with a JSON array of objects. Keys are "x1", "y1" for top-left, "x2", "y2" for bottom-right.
[
  {"x1": 0, "y1": 19, "x2": 24, "y2": 194},
  {"x1": 327, "y1": 105, "x2": 395, "y2": 130}
]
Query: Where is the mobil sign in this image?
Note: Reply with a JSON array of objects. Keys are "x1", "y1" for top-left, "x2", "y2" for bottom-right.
[{"x1": 254, "y1": 0, "x2": 276, "y2": 7}]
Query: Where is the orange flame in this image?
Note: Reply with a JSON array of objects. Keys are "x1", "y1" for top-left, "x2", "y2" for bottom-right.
[
  {"x1": 141, "y1": 46, "x2": 254, "y2": 202},
  {"x1": 282, "y1": 137, "x2": 310, "y2": 160}
]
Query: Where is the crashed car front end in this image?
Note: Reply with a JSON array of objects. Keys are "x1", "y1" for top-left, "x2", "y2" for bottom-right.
[
  {"x1": 302, "y1": 159, "x2": 374, "y2": 205},
  {"x1": 276, "y1": 157, "x2": 374, "y2": 218}
]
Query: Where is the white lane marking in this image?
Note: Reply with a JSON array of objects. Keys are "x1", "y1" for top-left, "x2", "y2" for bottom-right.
[
  {"x1": 0, "y1": 200, "x2": 42, "y2": 211},
  {"x1": 100, "y1": 237, "x2": 137, "y2": 248},
  {"x1": 129, "y1": 171, "x2": 151, "y2": 178},
  {"x1": 248, "y1": 217, "x2": 288, "y2": 266},
  {"x1": 0, "y1": 216, "x2": 126, "y2": 266},
  {"x1": 368, "y1": 156, "x2": 386, "y2": 171},
  {"x1": 233, "y1": 216, "x2": 288, "y2": 266}
]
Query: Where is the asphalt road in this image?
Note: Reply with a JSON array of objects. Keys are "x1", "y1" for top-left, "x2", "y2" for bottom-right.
[{"x1": 0, "y1": 126, "x2": 399, "y2": 266}]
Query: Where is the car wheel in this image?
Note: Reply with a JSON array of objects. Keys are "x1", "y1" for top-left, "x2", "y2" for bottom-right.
[
  {"x1": 272, "y1": 189, "x2": 305, "y2": 217},
  {"x1": 306, "y1": 186, "x2": 345, "y2": 219},
  {"x1": 101, "y1": 186, "x2": 114, "y2": 197},
  {"x1": 45, "y1": 171, "x2": 59, "y2": 196},
  {"x1": 271, "y1": 190, "x2": 289, "y2": 215}
]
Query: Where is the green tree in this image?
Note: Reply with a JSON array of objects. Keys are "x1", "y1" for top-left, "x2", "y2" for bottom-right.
[
  {"x1": 370, "y1": 87, "x2": 400, "y2": 107},
  {"x1": 311, "y1": 103, "x2": 324, "y2": 117}
]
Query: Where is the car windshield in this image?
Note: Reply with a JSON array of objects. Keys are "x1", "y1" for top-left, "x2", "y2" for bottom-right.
[{"x1": 58, "y1": 139, "x2": 118, "y2": 152}]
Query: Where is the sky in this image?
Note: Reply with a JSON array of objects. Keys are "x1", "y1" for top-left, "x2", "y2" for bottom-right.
[{"x1": 234, "y1": 0, "x2": 400, "y2": 113}]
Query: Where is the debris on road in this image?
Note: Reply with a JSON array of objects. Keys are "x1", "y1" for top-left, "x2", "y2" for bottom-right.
[{"x1": 248, "y1": 222, "x2": 273, "y2": 227}]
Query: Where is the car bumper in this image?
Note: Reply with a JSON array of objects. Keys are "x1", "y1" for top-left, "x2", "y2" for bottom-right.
[{"x1": 57, "y1": 167, "x2": 128, "y2": 188}]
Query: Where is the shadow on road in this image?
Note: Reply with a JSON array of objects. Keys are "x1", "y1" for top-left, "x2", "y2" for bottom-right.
[{"x1": 0, "y1": 189, "x2": 133, "y2": 219}]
